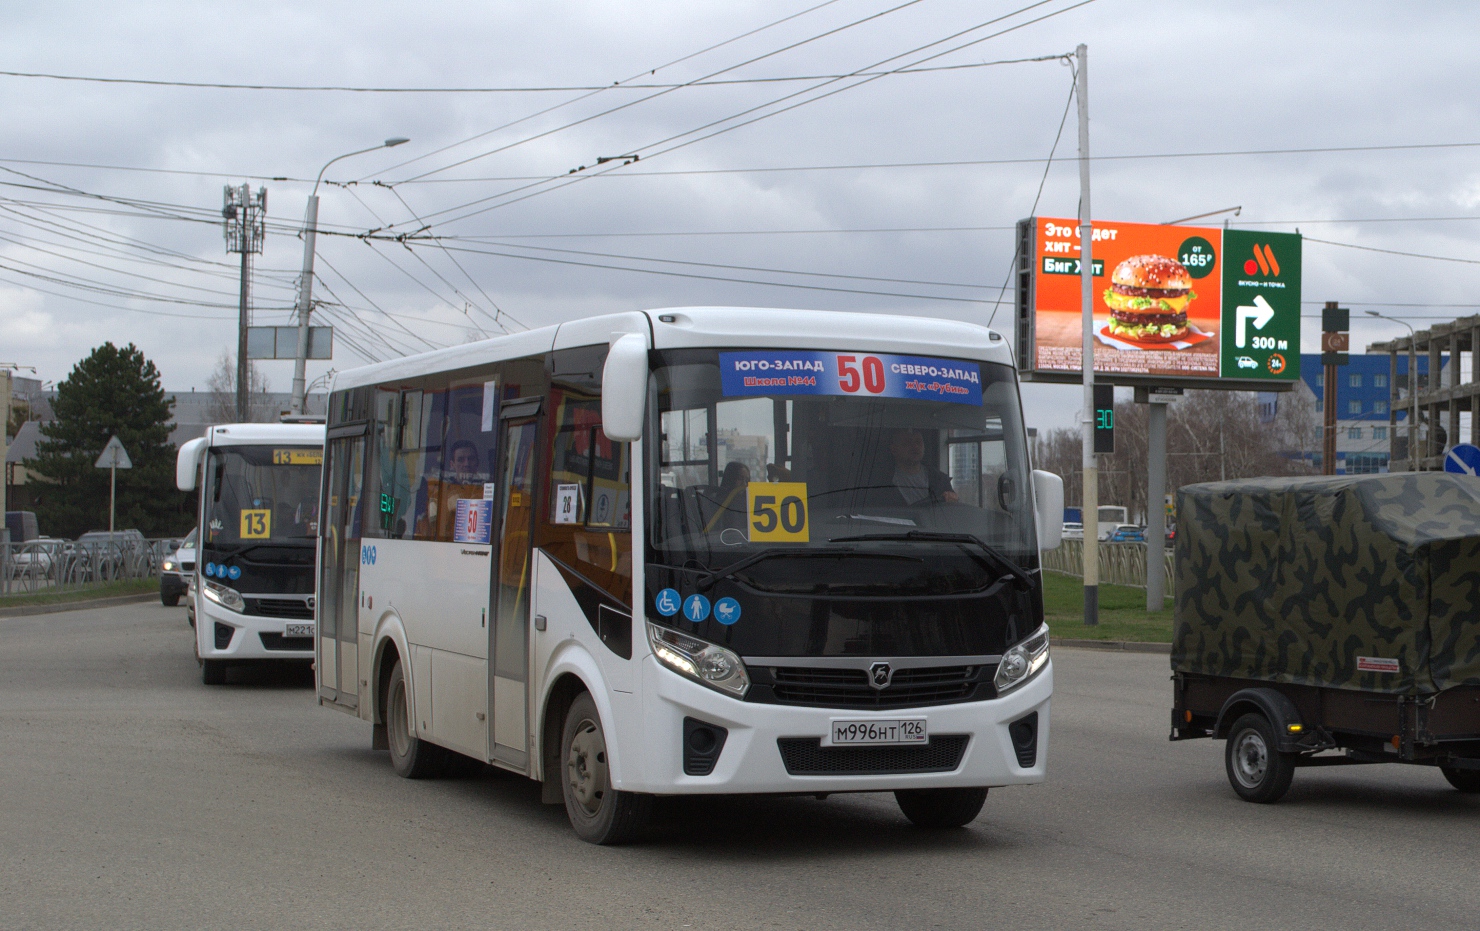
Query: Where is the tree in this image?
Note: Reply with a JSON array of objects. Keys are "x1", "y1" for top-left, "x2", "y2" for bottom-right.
[
  {"x1": 1035, "y1": 388, "x2": 1314, "y2": 521},
  {"x1": 28, "y1": 343, "x2": 191, "y2": 538},
  {"x1": 205, "y1": 349, "x2": 275, "y2": 423}
]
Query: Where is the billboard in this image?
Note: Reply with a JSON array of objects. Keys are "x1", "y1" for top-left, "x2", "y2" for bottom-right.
[{"x1": 1015, "y1": 217, "x2": 1301, "y2": 388}]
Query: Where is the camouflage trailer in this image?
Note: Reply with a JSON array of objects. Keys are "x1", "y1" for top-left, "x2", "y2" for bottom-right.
[{"x1": 1168, "y1": 472, "x2": 1480, "y2": 802}]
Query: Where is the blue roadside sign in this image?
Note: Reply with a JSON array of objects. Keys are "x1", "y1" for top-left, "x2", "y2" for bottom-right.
[{"x1": 1444, "y1": 443, "x2": 1480, "y2": 476}]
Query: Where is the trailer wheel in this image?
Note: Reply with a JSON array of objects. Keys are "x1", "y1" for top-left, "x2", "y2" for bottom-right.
[
  {"x1": 1440, "y1": 765, "x2": 1480, "y2": 793},
  {"x1": 1225, "y1": 712, "x2": 1295, "y2": 803}
]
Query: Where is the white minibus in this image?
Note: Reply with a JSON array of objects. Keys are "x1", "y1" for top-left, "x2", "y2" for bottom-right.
[
  {"x1": 316, "y1": 307, "x2": 1062, "y2": 843},
  {"x1": 177, "y1": 423, "x2": 325, "y2": 684}
]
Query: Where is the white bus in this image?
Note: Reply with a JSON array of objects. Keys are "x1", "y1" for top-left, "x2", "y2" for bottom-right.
[
  {"x1": 317, "y1": 308, "x2": 1062, "y2": 843},
  {"x1": 177, "y1": 423, "x2": 325, "y2": 684}
]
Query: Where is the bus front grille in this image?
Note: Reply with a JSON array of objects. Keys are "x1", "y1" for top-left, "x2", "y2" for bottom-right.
[
  {"x1": 755, "y1": 664, "x2": 989, "y2": 709},
  {"x1": 247, "y1": 598, "x2": 314, "y2": 620},
  {"x1": 259, "y1": 633, "x2": 314, "y2": 652},
  {"x1": 776, "y1": 735, "x2": 969, "y2": 776}
]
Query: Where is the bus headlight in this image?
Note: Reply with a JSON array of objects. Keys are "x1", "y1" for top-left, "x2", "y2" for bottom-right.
[
  {"x1": 647, "y1": 621, "x2": 750, "y2": 699},
  {"x1": 162, "y1": 560, "x2": 176, "y2": 572},
  {"x1": 995, "y1": 625, "x2": 1049, "y2": 695},
  {"x1": 202, "y1": 579, "x2": 246, "y2": 613}
]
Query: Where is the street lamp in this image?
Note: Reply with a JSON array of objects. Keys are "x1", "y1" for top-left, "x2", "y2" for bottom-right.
[
  {"x1": 290, "y1": 138, "x2": 410, "y2": 415},
  {"x1": 1366, "y1": 310, "x2": 1418, "y2": 470}
]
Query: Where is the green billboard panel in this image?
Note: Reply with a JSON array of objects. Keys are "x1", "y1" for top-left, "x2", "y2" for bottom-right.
[{"x1": 1219, "y1": 230, "x2": 1302, "y2": 381}]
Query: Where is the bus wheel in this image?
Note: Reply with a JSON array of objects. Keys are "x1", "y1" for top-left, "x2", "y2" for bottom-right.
[
  {"x1": 386, "y1": 662, "x2": 445, "y2": 779},
  {"x1": 1225, "y1": 713, "x2": 1295, "y2": 803},
  {"x1": 560, "y1": 693, "x2": 650, "y2": 844},
  {"x1": 201, "y1": 659, "x2": 227, "y2": 686},
  {"x1": 1440, "y1": 765, "x2": 1480, "y2": 793},
  {"x1": 895, "y1": 787, "x2": 988, "y2": 828}
]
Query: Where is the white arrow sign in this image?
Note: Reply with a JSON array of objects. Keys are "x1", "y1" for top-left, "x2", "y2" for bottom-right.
[
  {"x1": 94, "y1": 435, "x2": 133, "y2": 470},
  {"x1": 1235, "y1": 295, "x2": 1277, "y2": 349}
]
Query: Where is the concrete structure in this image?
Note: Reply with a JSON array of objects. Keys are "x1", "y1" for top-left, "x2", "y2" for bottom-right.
[{"x1": 1371, "y1": 317, "x2": 1480, "y2": 471}]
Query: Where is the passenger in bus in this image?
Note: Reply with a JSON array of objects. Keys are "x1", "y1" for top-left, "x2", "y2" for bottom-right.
[
  {"x1": 884, "y1": 428, "x2": 958, "y2": 506},
  {"x1": 703, "y1": 461, "x2": 751, "y2": 533},
  {"x1": 416, "y1": 440, "x2": 488, "y2": 540}
]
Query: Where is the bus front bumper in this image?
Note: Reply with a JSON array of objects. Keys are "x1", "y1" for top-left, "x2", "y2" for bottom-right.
[
  {"x1": 629, "y1": 655, "x2": 1051, "y2": 795},
  {"x1": 197, "y1": 598, "x2": 315, "y2": 662}
]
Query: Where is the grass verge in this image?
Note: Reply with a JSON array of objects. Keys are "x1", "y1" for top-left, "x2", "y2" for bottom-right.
[
  {"x1": 0, "y1": 577, "x2": 157, "y2": 608},
  {"x1": 1042, "y1": 570, "x2": 1173, "y2": 643}
]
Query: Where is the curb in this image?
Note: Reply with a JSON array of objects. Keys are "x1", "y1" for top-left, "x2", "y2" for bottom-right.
[
  {"x1": 0, "y1": 591, "x2": 160, "y2": 618},
  {"x1": 1052, "y1": 637, "x2": 1170, "y2": 654}
]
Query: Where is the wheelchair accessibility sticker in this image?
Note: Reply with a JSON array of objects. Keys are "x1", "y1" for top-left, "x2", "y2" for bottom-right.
[{"x1": 654, "y1": 588, "x2": 681, "y2": 617}]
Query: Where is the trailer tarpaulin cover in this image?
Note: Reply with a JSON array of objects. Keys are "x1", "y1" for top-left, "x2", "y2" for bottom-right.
[{"x1": 1173, "y1": 472, "x2": 1480, "y2": 695}]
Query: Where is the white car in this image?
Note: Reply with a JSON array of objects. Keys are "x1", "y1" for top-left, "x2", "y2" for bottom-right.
[
  {"x1": 1062, "y1": 521, "x2": 1084, "y2": 540},
  {"x1": 160, "y1": 528, "x2": 197, "y2": 607}
]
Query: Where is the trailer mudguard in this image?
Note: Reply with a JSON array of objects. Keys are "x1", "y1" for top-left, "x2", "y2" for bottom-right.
[{"x1": 1215, "y1": 687, "x2": 1307, "y2": 753}]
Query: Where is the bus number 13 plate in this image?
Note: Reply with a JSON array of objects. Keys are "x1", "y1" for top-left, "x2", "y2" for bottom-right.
[{"x1": 240, "y1": 509, "x2": 271, "y2": 539}]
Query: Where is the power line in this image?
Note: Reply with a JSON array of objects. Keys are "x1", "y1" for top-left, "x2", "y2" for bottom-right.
[
  {"x1": 1304, "y1": 236, "x2": 1480, "y2": 266},
  {"x1": 391, "y1": 0, "x2": 937, "y2": 185},
  {"x1": 0, "y1": 59, "x2": 1055, "y2": 94},
  {"x1": 414, "y1": 2, "x2": 1091, "y2": 229},
  {"x1": 367, "y1": 0, "x2": 851, "y2": 181}
]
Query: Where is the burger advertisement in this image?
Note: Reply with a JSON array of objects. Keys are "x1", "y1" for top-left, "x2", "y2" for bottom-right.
[{"x1": 1016, "y1": 217, "x2": 1301, "y2": 385}]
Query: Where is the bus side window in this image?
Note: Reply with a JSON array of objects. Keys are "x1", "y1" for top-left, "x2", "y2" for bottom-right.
[{"x1": 539, "y1": 354, "x2": 632, "y2": 607}]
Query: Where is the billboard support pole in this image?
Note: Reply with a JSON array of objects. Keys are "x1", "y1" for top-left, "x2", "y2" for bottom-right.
[
  {"x1": 1146, "y1": 399, "x2": 1166, "y2": 610},
  {"x1": 1075, "y1": 43, "x2": 1098, "y2": 625}
]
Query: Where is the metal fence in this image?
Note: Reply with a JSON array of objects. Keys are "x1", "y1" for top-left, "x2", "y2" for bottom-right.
[
  {"x1": 0, "y1": 538, "x2": 181, "y2": 596},
  {"x1": 1042, "y1": 539, "x2": 1175, "y2": 592}
]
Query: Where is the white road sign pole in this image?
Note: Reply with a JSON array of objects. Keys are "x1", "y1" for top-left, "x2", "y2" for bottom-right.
[{"x1": 94, "y1": 435, "x2": 133, "y2": 536}]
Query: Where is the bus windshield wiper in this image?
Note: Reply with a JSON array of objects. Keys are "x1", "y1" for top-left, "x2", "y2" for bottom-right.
[
  {"x1": 828, "y1": 530, "x2": 1033, "y2": 591},
  {"x1": 695, "y1": 546, "x2": 856, "y2": 591}
]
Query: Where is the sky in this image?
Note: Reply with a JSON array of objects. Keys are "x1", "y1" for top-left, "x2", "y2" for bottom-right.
[{"x1": 1, "y1": 0, "x2": 1478, "y2": 432}]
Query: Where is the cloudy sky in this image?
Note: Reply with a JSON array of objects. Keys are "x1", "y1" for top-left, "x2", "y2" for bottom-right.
[{"x1": 2, "y1": 0, "x2": 1477, "y2": 430}]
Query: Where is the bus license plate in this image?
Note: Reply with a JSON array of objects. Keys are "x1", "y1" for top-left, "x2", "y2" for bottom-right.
[
  {"x1": 285, "y1": 623, "x2": 315, "y2": 638},
  {"x1": 827, "y1": 719, "x2": 927, "y2": 746}
]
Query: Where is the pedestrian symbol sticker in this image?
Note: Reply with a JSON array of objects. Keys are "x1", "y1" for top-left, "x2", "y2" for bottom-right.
[
  {"x1": 683, "y1": 593, "x2": 711, "y2": 622},
  {"x1": 713, "y1": 597, "x2": 741, "y2": 625},
  {"x1": 655, "y1": 588, "x2": 681, "y2": 617}
]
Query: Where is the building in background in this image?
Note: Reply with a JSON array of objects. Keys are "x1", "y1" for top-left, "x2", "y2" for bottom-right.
[{"x1": 1294, "y1": 353, "x2": 1432, "y2": 474}]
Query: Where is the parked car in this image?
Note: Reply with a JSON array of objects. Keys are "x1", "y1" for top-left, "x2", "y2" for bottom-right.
[
  {"x1": 160, "y1": 528, "x2": 197, "y2": 607},
  {"x1": 7, "y1": 536, "x2": 62, "y2": 580},
  {"x1": 1062, "y1": 521, "x2": 1084, "y2": 540},
  {"x1": 74, "y1": 529, "x2": 150, "y2": 579},
  {"x1": 1107, "y1": 524, "x2": 1146, "y2": 543}
]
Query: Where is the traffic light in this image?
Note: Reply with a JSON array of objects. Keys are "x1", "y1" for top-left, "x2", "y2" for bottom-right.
[{"x1": 1093, "y1": 383, "x2": 1115, "y2": 454}]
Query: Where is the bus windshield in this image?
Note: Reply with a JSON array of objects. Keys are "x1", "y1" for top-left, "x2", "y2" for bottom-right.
[
  {"x1": 203, "y1": 445, "x2": 323, "y2": 548},
  {"x1": 648, "y1": 349, "x2": 1037, "y2": 578}
]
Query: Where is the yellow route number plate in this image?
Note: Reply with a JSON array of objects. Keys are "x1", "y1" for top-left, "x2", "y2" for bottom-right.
[
  {"x1": 746, "y1": 482, "x2": 809, "y2": 542},
  {"x1": 273, "y1": 448, "x2": 323, "y2": 465},
  {"x1": 240, "y1": 509, "x2": 271, "y2": 539}
]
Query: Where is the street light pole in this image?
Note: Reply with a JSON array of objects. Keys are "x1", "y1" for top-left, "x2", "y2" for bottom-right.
[
  {"x1": 1367, "y1": 311, "x2": 1417, "y2": 470},
  {"x1": 290, "y1": 138, "x2": 409, "y2": 415}
]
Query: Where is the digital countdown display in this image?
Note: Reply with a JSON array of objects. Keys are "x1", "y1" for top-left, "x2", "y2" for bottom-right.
[{"x1": 1015, "y1": 217, "x2": 1302, "y2": 388}]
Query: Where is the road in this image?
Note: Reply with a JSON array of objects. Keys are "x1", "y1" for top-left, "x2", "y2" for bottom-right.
[{"x1": 2, "y1": 601, "x2": 1477, "y2": 930}]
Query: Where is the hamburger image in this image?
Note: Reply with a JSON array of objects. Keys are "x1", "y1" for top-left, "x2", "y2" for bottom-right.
[{"x1": 1102, "y1": 254, "x2": 1197, "y2": 342}]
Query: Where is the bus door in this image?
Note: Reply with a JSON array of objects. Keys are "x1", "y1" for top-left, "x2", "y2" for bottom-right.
[
  {"x1": 489, "y1": 404, "x2": 540, "y2": 770},
  {"x1": 319, "y1": 428, "x2": 366, "y2": 709}
]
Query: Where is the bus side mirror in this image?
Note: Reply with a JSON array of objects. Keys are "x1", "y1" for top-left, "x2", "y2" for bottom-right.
[
  {"x1": 602, "y1": 332, "x2": 649, "y2": 443},
  {"x1": 1032, "y1": 470, "x2": 1064, "y2": 551},
  {"x1": 176, "y1": 437, "x2": 208, "y2": 491}
]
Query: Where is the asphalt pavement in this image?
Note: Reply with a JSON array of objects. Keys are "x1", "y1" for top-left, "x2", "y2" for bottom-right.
[{"x1": 2, "y1": 601, "x2": 1477, "y2": 930}]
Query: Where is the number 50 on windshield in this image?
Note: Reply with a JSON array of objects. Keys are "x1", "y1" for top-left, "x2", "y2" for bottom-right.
[{"x1": 747, "y1": 482, "x2": 809, "y2": 542}]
